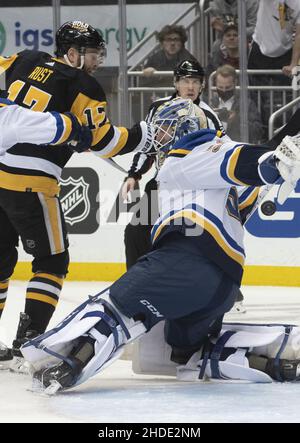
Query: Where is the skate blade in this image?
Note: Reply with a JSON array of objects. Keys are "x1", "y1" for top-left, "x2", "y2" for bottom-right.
[
  {"x1": 30, "y1": 377, "x2": 62, "y2": 396},
  {"x1": 44, "y1": 380, "x2": 63, "y2": 395}
]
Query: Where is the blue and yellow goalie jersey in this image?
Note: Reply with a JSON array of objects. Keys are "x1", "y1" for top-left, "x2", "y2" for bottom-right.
[{"x1": 153, "y1": 129, "x2": 271, "y2": 285}]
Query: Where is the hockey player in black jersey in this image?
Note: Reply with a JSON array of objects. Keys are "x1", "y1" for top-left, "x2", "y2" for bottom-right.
[{"x1": 0, "y1": 20, "x2": 154, "y2": 371}]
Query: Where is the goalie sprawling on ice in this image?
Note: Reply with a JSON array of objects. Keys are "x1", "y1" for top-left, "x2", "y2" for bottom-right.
[{"x1": 21, "y1": 98, "x2": 300, "y2": 394}]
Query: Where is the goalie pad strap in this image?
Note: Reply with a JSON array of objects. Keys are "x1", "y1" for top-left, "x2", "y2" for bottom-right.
[
  {"x1": 210, "y1": 330, "x2": 236, "y2": 379},
  {"x1": 100, "y1": 299, "x2": 131, "y2": 341},
  {"x1": 199, "y1": 339, "x2": 211, "y2": 380},
  {"x1": 273, "y1": 325, "x2": 292, "y2": 381},
  {"x1": 82, "y1": 310, "x2": 120, "y2": 347},
  {"x1": 35, "y1": 343, "x2": 79, "y2": 370}
]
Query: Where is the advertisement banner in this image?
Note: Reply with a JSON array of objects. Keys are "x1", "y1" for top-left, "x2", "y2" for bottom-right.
[{"x1": 0, "y1": 4, "x2": 191, "y2": 65}]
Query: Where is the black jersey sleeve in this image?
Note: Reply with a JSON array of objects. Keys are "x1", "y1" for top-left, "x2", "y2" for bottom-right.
[
  {"x1": 68, "y1": 73, "x2": 146, "y2": 158},
  {"x1": 127, "y1": 152, "x2": 155, "y2": 179}
]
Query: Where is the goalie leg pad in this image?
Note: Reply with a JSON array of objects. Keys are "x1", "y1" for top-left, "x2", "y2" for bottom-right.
[
  {"x1": 22, "y1": 288, "x2": 146, "y2": 392},
  {"x1": 177, "y1": 323, "x2": 300, "y2": 383}
]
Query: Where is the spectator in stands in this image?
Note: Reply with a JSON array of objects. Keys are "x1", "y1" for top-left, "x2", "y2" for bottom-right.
[
  {"x1": 134, "y1": 25, "x2": 197, "y2": 118},
  {"x1": 211, "y1": 64, "x2": 263, "y2": 143},
  {"x1": 248, "y1": 0, "x2": 300, "y2": 138},
  {"x1": 142, "y1": 25, "x2": 197, "y2": 88},
  {"x1": 209, "y1": 0, "x2": 258, "y2": 41},
  {"x1": 248, "y1": 0, "x2": 300, "y2": 78},
  {"x1": 207, "y1": 19, "x2": 239, "y2": 76}
]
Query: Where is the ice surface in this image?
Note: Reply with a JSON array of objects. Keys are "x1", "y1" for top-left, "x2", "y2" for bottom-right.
[{"x1": 1, "y1": 281, "x2": 300, "y2": 423}]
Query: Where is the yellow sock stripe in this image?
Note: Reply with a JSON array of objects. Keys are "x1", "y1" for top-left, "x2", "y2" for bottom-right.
[
  {"x1": 26, "y1": 292, "x2": 58, "y2": 307},
  {"x1": 33, "y1": 272, "x2": 64, "y2": 286},
  {"x1": 0, "y1": 302, "x2": 5, "y2": 310},
  {"x1": 0, "y1": 280, "x2": 9, "y2": 290}
]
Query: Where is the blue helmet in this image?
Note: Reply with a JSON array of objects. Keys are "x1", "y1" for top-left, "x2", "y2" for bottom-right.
[{"x1": 152, "y1": 98, "x2": 207, "y2": 158}]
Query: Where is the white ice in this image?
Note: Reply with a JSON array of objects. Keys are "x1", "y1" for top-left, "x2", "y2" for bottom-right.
[{"x1": 1, "y1": 281, "x2": 300, "y2": 423}]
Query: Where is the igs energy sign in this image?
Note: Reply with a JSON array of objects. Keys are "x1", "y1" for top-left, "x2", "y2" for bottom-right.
[
  {"x1": 0, "y1": 4, "x2": 189, "y2": 65},
  {"x1": 60, "y1": 167, "x2": 99, "y2": 234}
]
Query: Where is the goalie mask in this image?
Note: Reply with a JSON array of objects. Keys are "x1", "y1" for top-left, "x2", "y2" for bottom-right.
[{"x1": 152, "y1": 97, "x2": 207, "y2": 167}]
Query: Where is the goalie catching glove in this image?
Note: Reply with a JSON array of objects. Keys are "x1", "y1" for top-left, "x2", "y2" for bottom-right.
[{"x1": 258, "y1": 134, "x2": 300, "y2": 204}]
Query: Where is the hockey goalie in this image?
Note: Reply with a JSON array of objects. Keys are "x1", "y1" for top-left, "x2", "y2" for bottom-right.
[{"x1": 20, "y1": 98, "x2": 300, "y2": 394}]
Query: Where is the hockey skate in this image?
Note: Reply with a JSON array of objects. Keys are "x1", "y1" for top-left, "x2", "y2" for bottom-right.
[
  {"x1": 33, "y1": 337, "x2": 95, "y2": 394},
  {"x1": 248, "y1": 353, "x2": 300, "y2": 382},
  {"x1": 10, "y1": 312, "x2": 39, "y2": 374},
  {"x1": 33, "y1": 359, "x2": 84, "y2": 395},
  {"x1": 0, "y1": 341, "x2": 13, "y2": 370}
]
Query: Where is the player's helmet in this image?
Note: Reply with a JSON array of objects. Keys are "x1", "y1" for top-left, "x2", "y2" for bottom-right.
[
  {"x1": 174, "y1": 60, "x2": 205, "y2": 82},
  {"x1": 152, "y1": 97, "x2": 207, "y2": 166},
  {"x1": 55, "y1": 21, "x2": 106, "y2": 57}
]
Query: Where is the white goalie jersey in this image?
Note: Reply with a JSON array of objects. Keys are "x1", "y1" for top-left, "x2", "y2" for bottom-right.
[{"x1": 153, "y1": 129, "x2": 271, "y2": 284}]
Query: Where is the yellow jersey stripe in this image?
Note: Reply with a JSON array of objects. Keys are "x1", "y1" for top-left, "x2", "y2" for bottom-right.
[
  {"x1": 26, "y1": 292, "x2": 58, "y2": 307},
  {"x1": 153, "y1": 210, "x2": 245, "y2": 267},
  {"x1": 239, "y1": 188, "x2": 260, "y2": 211},
  {"x1": 101, "y1": 127, "x2": 129, "y2": 158},
  {"x1": 227, "y1": 146, "x2": 248, "y2": 186},
  {"x1": 0, "y1": 171, "x2": 59, "y2": 196},
  {"x1": 168, "y1": 148, "x2": 191, "y2": 156}
]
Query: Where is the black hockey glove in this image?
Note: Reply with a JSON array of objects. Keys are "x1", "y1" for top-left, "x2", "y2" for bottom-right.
[{"x1": 64, "y1": 112, "x2": 93, "y2": 153}]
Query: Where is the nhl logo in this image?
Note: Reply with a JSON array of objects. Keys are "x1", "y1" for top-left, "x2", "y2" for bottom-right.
[{"x1": 60, "y1": 176, "x2": 90, "y2": 226}]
